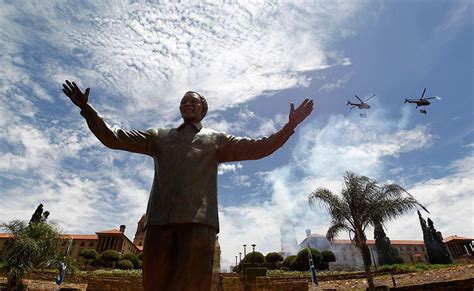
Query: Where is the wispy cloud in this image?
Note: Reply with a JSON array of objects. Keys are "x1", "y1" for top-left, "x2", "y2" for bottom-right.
[
  {"x1": 1, "y1": 1, "x2": 366, "y2": 124},
  {"x1": 319, "y1": 72, "x2": 353, "y2": 92},
  {"x1": 385, "y1": 147, "x2": 474, "y2": 240}
]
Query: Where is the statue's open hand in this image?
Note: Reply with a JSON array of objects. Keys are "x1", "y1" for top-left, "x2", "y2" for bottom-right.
[
  {"x1": 62, "y1": 80, "x2": 89, "y2": 109},
  {"x1": 288, "y1": 98, "x2": 314, "y2": 129}
]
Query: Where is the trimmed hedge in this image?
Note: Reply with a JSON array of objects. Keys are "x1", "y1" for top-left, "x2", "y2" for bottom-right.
[
  {"x1": 290, "y1": 248, "x2": 321, "y2": 271},
  {"x1": 117, "y1": 259, "x2": 134, "y2": 270}
]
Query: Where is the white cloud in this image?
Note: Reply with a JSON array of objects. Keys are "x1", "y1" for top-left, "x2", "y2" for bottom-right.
[
  {"x1": 319, "y1": 72, "x2": 353, "y2": 92},
  {"x1": 1, "y1": 1, "x2": 367, "y2": 126},
  {"x1": 385, "y1": 149, "x2": 474, "y2": 240},
  {"x1": 231, "y1": 175, "x2": 251, "y2": 188},
  {"x1": 218, "y1": 163, "x2": 243, "y2": 175},
  {"x1": 436, "y1": 0, "x2": 472, "y2": 33},
  {"x1": 293, "y1": 112, "x2": 432, "y2": 180}
]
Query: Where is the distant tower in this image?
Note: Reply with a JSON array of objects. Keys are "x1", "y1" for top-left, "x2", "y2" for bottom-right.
[
  {"x1": 280, "y1": 216, "x2": 298, "y2": 257},
  {"x1": 133, "y1": 214, "x2": 146, "y2": 247}
]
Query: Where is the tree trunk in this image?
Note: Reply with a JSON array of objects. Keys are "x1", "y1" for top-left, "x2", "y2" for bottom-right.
[
  {"x1": 355, "y1": 228, "x2": 374, "y2": 290},
  {"x1": 361, "y1": 252, "x2": 374, "y2": 290}
]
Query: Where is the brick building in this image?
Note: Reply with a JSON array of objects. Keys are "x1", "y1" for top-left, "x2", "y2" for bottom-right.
[
  {"x1": 299, "y1": 230, "x2": 473, "y2": 270},
  {"x1": 0, "y1": 216, "x2": 221, "y2": 267},
  {"x1": 0, "y1": 224, "x2": 140, "y2": 259}
]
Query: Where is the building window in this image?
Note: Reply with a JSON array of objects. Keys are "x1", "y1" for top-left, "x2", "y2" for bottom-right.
[
  {"x1": 80, "y1": 242, "x2": 85, "y2": 247},
  {"x1": 89, "y1": 242, "x2": 94, "y2": 247},
  {"x1": 407, "y1": 247, "x2": 411, "y2": 251},
  {"x1": 399, "y1": 246, "x2": 403, "y2": 251},
  {"x1": 414, "y1": 246, "x2": 418, "y2": 251}
]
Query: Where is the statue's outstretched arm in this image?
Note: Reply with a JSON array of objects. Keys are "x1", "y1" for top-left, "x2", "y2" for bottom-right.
[
  {"x1": 217, "y1": 98, "x2": 313, "y2": 162},
  {"x1": 62, "y1": 80, "x2": 156, "y2": 156}
]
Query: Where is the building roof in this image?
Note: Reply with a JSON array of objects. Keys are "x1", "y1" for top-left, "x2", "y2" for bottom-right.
[
  {"x1": 443, "y1": 235, "x2": 473, "y2": 243},
  {"x1": 96, "y1": 228, "x2": 123, "y2": 234},
  {"x1": 332, "y1": 239, "x2": 424, "y2": 245},
  {"x1": 308, "y1": 233, "x2": 326, "y2": 238},
  {"x1": 0, "y1": 233, "x2": 98, "y2": 240},
  {"x1": 59, "y1": 234, "x2": 98, "y2": 240},
  {"x1": 303, "y1": 233, "x2": 426, "y2": 246}
]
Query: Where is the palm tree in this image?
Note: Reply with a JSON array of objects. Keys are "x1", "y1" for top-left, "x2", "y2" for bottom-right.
[
  {"x1": 308, "y1": 172, "x2": 427, "y2": 289},
  {"x1": 1, "y1": 220, "x2": 61, "y2": 289}
]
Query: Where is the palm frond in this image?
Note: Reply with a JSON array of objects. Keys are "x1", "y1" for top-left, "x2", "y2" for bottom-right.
[
  {"x1": 326, "y1": 222, "x2": 351, "y2": 241},
  {"x1": 309, "y1": 187, "x2": 353, "y2": 226}
]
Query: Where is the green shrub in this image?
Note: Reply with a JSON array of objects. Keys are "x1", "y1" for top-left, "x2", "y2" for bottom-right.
[
  {"x1": 264, "y1": 252, "x2": 284, "y2": 270},
  {"x1": 241, "y1": 252, "x2": 265, "y2": 265},
  {"x1": 101, "y1": 250, "x2": 121, "y2": 263},
  {"x1": 90, "y1": 254, "x2": 102, "y2": 268},
  {"x1": 281, "y1": 255, "x2": 296, "y2": 269},
  {"x1": 265, "y1": 252, "x2": 284, "y2": 264},
  {"x1": 79, "y1": 249, "x2": 98, "y2": 260},
  {"x1": 96, "y1": 250, "x2": 121, "y2": 268},
  {"x1": 137, "y1": 252, "x2": 143, "y2": 261},
  {"x1": 319, "y1": 250, "x2": 336, "y2": 270},
  {"x1": 117, "y1": 259, "x2": 134, "y2": 270},
  {"x1": 290, "y1": 248, "x2": 321, "y2": 271},
  {"x1": 123, "y1": 254, "x2": 141, "y2": 269},
  {"x1": 236, "y1": 252, "x2": 265, "y2": 273},
  {"x1": 79, "y1": 269, "x2": 142, "y2": 277}
]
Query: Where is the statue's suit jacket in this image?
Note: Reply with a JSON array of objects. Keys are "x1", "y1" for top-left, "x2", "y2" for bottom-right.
[{"x1": 81, "y1": 104, "x2": 294, "y2": 232}]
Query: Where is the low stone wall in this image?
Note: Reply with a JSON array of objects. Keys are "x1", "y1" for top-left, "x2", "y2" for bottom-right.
[
  {"x1": 219, "y1": 273, "x2": 308, "y2": 291},
  {"x1": 14, "y1": 269, "x2": 474, "y2": 291},
  {"x1": 392, "y1": 277, "x2": 474, "y2": 291},
  {"x1": 27, "y1": 271, "x2": 142, "y2": 291}
]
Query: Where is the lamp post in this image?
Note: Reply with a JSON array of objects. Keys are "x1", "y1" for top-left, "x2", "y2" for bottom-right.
[
  {"x1": 239, "y1": 252, "x2": 242, "y2": 263},
  {"x1": 243, "y1": 244, "x2": 247, "y2": 257},
  {"x1": 235, "y1": 255, "x2": 238, "y2": 267},
  {"x1": 251, "y1": 244, "x2": 256, "y2": 253}
]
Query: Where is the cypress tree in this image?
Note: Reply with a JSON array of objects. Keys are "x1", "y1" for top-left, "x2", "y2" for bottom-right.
[
  {"x1": 418, "y1": 211, "x2": 452, "y2": 264},
  {"x1": 374, "y1": 222, "x2": 403, "y2": 265},
  {"x1": 30, "y1": 204, "x2": 44, "y2": 224}
]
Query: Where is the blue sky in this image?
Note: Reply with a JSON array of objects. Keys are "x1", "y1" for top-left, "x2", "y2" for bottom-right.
[{"x1": 0, "y1": 1, "x2": 472, "y2": 270}]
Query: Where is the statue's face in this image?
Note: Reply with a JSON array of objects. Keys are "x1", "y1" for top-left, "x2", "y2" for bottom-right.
[{"x1": 180, "y1": 92, "x2": 203, "y2": 123}]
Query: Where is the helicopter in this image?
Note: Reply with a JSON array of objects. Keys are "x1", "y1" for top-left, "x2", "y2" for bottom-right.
[
  {"x1": 404, "y1": 88, "x2": 441, "y2": 114},
  {"x1": 347, "y1": 94, "x2": 376, "y2": 117}
]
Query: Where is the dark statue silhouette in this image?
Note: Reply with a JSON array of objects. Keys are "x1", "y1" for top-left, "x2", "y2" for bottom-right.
[{"x1": 62, "y1": 80, "x2": 313, "y2": 290}]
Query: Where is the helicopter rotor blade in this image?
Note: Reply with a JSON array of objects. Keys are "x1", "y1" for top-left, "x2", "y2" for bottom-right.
[
  {"x1": 420, "y1": 88, "x2": 426, "y2": 100},
  {"x1": 364, "y1": 94, "x2": 376, "y2": 102},
  {"x1": 355, "y1": 95, "x2": 363, "y2": 102}
]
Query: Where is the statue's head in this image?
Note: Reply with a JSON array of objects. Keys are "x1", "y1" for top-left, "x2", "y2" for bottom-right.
[{"x1": 180, "y1": 91, "x2": 208, "y2": 123}]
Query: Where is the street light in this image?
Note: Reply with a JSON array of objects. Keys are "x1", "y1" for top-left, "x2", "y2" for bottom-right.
[
  {"x1": 251, "y1": 244, "x2": 256, "y2": 253},
  {"x1": 239, "y1": 252, "x2": 242, "y2": 263},
  {"x1": 235, "y1": 255, "x2": 238, "y2": 267},
  {"x1": 243, "y1": 244, "x2": 247, "y2": 256}
]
